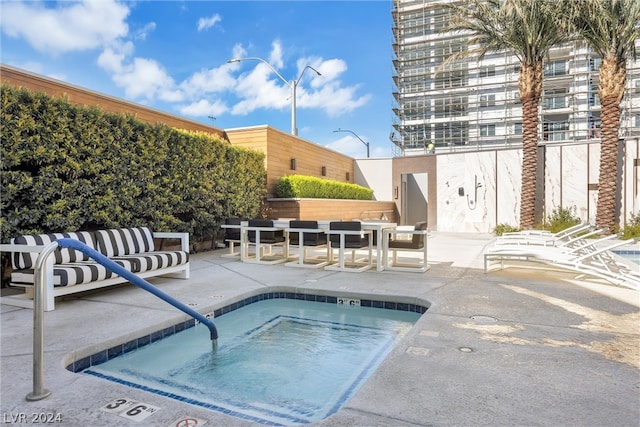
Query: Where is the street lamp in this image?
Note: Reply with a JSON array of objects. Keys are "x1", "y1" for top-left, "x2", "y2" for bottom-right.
[
  {"x1": 227, "y1": 57, "x2": 321, "y2": 136},
  {"x1": 333, "y1": 128, "x2": 370, "y2": 158}
]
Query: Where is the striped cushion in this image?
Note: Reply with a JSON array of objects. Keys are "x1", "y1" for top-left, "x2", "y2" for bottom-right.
[
  {"x1": 11, "y1": 259, "x2": 137, "y2": 287},
  {"x1": 95, "y1": 227, "x2": 155, "y2": 257},
  {"x1": 11, "y1": 232, "x2": 97, "y2": 270},
  {"x1": 111, "y1": 251, "x2": 189, "y2": 273}
]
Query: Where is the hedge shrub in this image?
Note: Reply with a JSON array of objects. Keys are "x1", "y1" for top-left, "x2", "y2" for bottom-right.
[
  {"x1": 276, "y1": 174, "x2": 373, "y2": 200},
  {"x1": 0, "y1": 85, "x2": 266, "y2": 240}
]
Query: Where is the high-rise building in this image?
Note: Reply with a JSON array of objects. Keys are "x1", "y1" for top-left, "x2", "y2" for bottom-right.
[{"x1": 390, "y1": 0, "x2": 640, "y2": 156}]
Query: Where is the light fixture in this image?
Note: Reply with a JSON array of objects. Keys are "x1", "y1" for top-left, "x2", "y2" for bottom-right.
[
  {"x1": 227, "y1": 57, "x2": 321, "y2": 136},
  {"x1": 333, "y1": 128, "x2": 370, "y2": 158}
]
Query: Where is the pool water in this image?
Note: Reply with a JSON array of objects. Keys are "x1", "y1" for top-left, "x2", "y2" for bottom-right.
[
  {"x1": 83, "y1": 298, "x2": 421, "y2": 425},
  {"x1": 613, "y1": 250, "x2": 640, "y2": 265}
]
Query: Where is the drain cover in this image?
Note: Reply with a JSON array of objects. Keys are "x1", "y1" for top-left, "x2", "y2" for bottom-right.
[{"x1": 470, "y1": 315, "x2": 498, "y2": 323}]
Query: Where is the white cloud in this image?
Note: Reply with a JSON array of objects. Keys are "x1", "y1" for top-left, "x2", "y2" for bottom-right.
[
  {"x1": 179, "y1": 99, "x2": 228, "y2": 117},
  {"x1": 231, "y1": 43, "x2": 248, "y2": 61},
  {"x1": 268, "y1": 40, "x2": 284, "y2": 69},
  {"x1": 224, "y1": 41, "x2": 371, "y2": 118},
  {"x1": 0, "y1": 0, "x2": 129, "y2": 55},
  {"x1": 179, "y1": 65, "x2": 238, "y2": 97},
  {"x1": 135, "y1": 22, "x2": 157, "y2": 41},
  {"x1": 197, "y1": 14, "x2": 222, "y2": 32},
  {"x1": 97, "y1": 41, "x2": 134, "y2": 74},
  {"x1": 111, "y1": 57, "x2": 179, "y2": 102},
  {"x1": 301, "y1": 82, "x2": 372, "y2": 116},
  {"x1": 230, "y1": 61, "x2": 291, "y2": 115}
]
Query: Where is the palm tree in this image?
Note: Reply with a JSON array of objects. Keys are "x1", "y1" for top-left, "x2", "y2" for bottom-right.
[
  {"x1": 441, "y1": 0, "x2": 571, "y2": 229},
  {"x1": 570, "y1": 0, "x2": 640, "y2": 232}
]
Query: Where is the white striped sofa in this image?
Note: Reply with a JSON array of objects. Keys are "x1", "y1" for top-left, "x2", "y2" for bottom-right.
[{"x1": 1, "y1": 227, "x2": 189, "y2": 311}]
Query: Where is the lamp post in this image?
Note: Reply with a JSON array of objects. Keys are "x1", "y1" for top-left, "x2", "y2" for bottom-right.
[
  {"x1": 333, "y1": 128, "x2": 370, "y2": 158},
  {"x1": 227, "y1": 57, "x2": 321, "y2": 136}
]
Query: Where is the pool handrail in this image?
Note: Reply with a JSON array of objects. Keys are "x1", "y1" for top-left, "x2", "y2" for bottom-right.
[{"x1": 26, "y1": 238, "x2": 218, "y2": 402}]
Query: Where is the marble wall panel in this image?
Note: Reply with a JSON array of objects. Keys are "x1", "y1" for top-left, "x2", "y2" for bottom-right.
[
  {"x1": 385, "y1": 139, "x2": 638, "y2": 233},
  {"x1": 622, "y1": 138, "x2": 640, "y2": 224},
  {"x1": 545, "y1": 146, "x2": 562, "y2": 215},
  {"x1": 495, "y1": 150, "x2": 521, "y2": 227},
  {"x1": 436, "y1": 151, "x2": 496, "y2": 232},
  {"x1": 588, "y1": 144, "x2": 600, "y2": 224},
  {"x1": 558, "y1": 145, "x2": 589, "y2": 222},
  {"x1": 436, "y1": 153, "x2": 468, "y2": 232}
]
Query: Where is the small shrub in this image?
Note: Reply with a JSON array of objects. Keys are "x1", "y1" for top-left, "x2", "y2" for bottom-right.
[
  {"x1": 276, "y1": 175, "x2": 373, "y2": 200},
  {"x1": 540, "y1": 206, "x2": 581, "y2": 233},
  {"x1": 620, "y1": 212, "x2": 640, "y2": 239},
  {"x1": 493, "y1": 223, "x2": 521, "y2": 236}
]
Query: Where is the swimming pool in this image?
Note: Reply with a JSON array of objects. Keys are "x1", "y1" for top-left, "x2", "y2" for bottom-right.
[
  {"x1": 70, "y1": 292, "x2": 426, "y2": 425},
  {"x1": 613, "y1": 250, "x2": 640, "y2": 265}
]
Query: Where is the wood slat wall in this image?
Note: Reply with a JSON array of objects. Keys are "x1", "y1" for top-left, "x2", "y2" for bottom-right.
[
  {"x1": 226, "y1": 126, "x2": 355, "y2": 197},
  {"x1": 1, "y1": 64, "x2": 226, "y2": 138},
  {"x1": 266, "y1": 199, "x2": 398, "y2": 223}
]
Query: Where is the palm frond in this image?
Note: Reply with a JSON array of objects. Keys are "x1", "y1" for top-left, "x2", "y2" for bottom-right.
[
  {"x1": 570, "y1": 0, "x2": 640, "y2": 61},
  {"x1": 439, "y1": 0, "x2": 571, "y2": 70}
]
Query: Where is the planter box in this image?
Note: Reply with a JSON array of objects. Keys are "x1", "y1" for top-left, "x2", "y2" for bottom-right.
[{"x1": 265, "y1": 198, "x2": 397, "y2": 223}]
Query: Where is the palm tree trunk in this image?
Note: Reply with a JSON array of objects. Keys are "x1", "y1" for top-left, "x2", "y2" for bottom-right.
[
  {"x1": 520, "y1": 96, "x2": 539, "y2": 229},
  {"x1": 595, "y1": 97, "x2": 620, "y2": 232},
  {"x1": 595, "y1": 57, "x2": 626, "y2": 232}
]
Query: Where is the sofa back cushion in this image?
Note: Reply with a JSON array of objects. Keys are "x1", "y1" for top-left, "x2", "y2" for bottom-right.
[
  {"x1": 11, "y1": 231, "x2": 96, "y2": 270},
  {"x1": 95, "y1": 227, "x2": 155, "y2": 257}
]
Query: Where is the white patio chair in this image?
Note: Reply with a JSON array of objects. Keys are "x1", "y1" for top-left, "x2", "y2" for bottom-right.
[
  {"x1": 383, "y1": 221, "x2": 429, "y2": 272},
  {"x1": 325, "y1": 221, "x2": 373, "y2": 273},
  {"x1": 285, "y1": 220, "x2": 329, "y2": 269}
]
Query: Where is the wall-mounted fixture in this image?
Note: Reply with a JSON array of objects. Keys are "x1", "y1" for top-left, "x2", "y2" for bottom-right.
[
  {"x1": 467, "y1": 175, "x2": 483, "y2": 210},
  {"x1": 394, "y1": 186, "x2": 399, "y2": 199},
  {"x1": 290, "y1": 158, "x2": 296, "y2": 170},
  {"x1": 321, "y1": 166, "x2": 327, "y2": 176},
  {"x1": 346, "y1": 172, "x2": 350, "y2": 181}
]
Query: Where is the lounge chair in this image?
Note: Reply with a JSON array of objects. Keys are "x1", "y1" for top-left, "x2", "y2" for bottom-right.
[
  {"x1": 285, "y1": 220, "x2": 329, "y2": 268},
  {"x1": 325, "y1": 221, "x2": 373, "y2": 272},
  {"x1": 495, "y1": 223, "x2": 594, "y2": 247},
  {"x1": 485, "y1": 235, "x2": 639, "y2": 289},
  {"x1": 383, "y1": 221, "x2": 429, "y2": 272}
]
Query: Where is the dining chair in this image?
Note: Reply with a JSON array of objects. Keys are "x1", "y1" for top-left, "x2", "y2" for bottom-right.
[
  {"x1": 383, "y1": 221, "x2": 429, "y2": 272},
  {"x1": 325, "y1": 221, "x2": 373, "y2": 272},
  {"x1": 285, "y1": 220, "x2": 329, "y2": 268},
  {"x1": 245, "y1": 219, "x2": 287, "y2": 264}
]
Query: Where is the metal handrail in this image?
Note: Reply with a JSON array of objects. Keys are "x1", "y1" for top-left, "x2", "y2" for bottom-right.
[{"x1": 27, "y1": 238, "x2": 218, "y2": 401}]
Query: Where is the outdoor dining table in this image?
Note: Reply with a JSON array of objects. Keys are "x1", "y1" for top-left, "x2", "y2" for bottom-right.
[
  {"x1": 226, "y1": 219, "x2": 397, "y2": 271},
  {"x1": 360, "y1": 221, "x2": 397, "y2": 271}
]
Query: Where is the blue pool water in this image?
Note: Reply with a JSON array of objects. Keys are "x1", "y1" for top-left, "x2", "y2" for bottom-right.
[
  {"x1": 80, "y1": 296, "x2": 422, "y2": 425},
  {"x1": 613, "y1": 250, "x2": 640, "y2": 265}
]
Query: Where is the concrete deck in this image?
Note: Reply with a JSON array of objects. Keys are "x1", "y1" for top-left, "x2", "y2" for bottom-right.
[{"x1": 1, "y1": 232, "x2": 639, "y2": 426}]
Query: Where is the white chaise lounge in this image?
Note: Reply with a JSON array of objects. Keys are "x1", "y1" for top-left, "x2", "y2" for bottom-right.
[{"x1": 485, "y1": 235, "x2": 639, "y2": 290}]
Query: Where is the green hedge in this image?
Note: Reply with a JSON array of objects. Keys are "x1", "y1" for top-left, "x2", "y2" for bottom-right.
[
  {"x1": 276, "y1": 174, "x2": 373, "y2": 200},
  {"x1": 0, "y1": 84, "x2": 266, "y2": 240}
]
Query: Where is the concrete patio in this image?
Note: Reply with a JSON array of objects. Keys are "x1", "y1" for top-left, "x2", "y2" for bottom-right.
[{"x1": 1, "y1": 232, "x2": 638, "y2": 426}]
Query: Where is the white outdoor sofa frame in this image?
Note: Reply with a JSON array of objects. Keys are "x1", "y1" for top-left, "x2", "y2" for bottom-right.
[{"x1": 0, "y1": 228, "x2": 190, "y2": 311}]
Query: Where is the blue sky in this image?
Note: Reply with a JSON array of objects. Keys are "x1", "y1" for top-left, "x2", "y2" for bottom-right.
[{"x1": 1, "y1": 0, "x2": 396, "y2": 158}]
